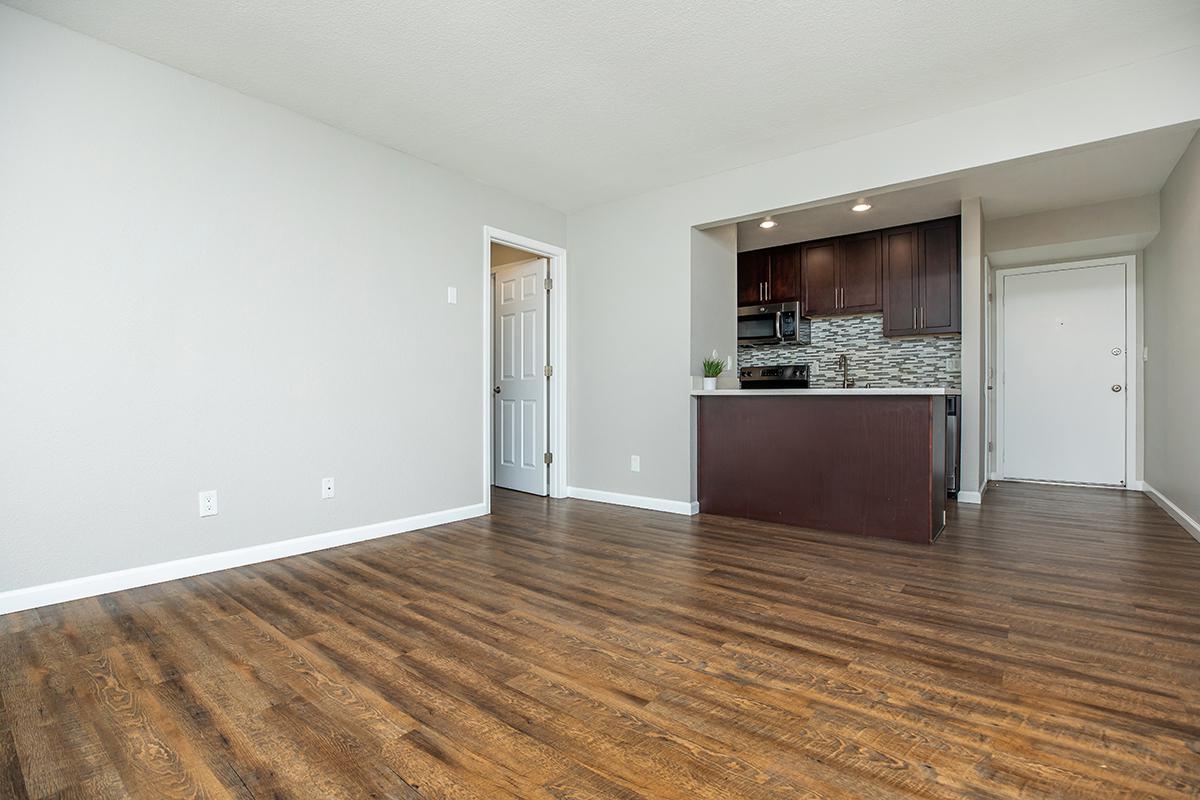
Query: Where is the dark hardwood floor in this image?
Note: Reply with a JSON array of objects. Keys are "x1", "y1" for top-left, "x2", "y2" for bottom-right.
[{"x1": 2, "y1": 482, "x2": 1199, "y2": 798}]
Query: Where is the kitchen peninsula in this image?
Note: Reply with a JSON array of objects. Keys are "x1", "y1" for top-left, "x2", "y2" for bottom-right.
[{"x1": 693, "y1": 388, "x2": 957, "y2": 543}]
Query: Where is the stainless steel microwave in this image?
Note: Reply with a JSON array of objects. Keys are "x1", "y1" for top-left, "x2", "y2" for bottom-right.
[{"x1": 737, "y1": 301, "x2": 811, "y2": 346}]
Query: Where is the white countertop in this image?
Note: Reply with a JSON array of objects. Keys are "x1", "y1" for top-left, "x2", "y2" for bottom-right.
[{"x1": 691, "y1": 387, "x2": 961, "y2": 396}]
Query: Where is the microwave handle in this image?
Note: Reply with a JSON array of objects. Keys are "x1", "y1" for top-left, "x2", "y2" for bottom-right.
[{"x1": 775, "y1": 312, "x2": 782, "y2": 340}]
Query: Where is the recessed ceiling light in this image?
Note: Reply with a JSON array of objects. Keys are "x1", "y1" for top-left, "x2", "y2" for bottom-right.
[
  {"x1": 759, "y1": 217, "x2": 777, "y2": 229},
  {"x1": 851, "y1": 199, "x2": 872, "y2": 212}
]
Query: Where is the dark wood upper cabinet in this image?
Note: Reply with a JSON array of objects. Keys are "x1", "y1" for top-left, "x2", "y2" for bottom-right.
[
  {"x1": 838, "y1": 231, "x2": 882, "y2": 313},
  {"x1": 802, "y1": 235, "x2": 881, "y2": 316},
  {"x1": 737, "y1": 245, "x2": 800, "y2": 305},
  {"x1": 882, "y1": 226, "x2": 919, "y2": 336},
  {"x1": 801, "y1": 240, "x2": 838, "y2": 316},
  {"x1": 768, "y1": 245, "x2": 801, "y2": 303},
  {"x1": 737, "y1": 249, "x2": 770, "y2": 305},
  {"x1": 743, "y1": 216, "x2": 958, "y2": 333},
  {"x1": 918, "y1": 218, "x2": 960, "y2": 334},
  {"x1": 882, "y1": 216, "x2": 961, "y2": 336}
]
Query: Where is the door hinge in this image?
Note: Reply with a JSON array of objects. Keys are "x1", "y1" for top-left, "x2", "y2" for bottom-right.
[
  {"x1": 545, "y1": 276, "x2": 553, "y2": 292},
  {"x1": 544, "y1": 452, "x2": 553, "y2": 465},
  {"x1": 987, "y1": 441, "x2": 994, "y2": 453},
  {"x1": 544, "y1": 364, "x2": 553, "y2": 378}
]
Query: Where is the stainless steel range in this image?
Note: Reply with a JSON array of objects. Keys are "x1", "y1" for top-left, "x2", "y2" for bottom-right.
[{"x1": 737, "y1": 364, "x2": 809, "y2": 389}]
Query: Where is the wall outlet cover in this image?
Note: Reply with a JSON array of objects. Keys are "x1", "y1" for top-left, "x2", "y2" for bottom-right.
[
  {"x1": 198, "y1": 490, "x2": 218, "y2": 518},
  {"x1": 447, "y1": 286, "x2": 458, "y2": 304},
  {"x1": 630, "y1": 455, "x2": 640, "y2": 472},
  {"x1": 321, "y1": 477, "x2": 335, "y2": 499}
]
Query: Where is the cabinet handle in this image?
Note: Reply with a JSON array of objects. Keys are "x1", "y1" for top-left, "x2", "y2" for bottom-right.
[
  {"x1": 912, "y1": 307, "x2": 916, "y2": 329},
  {"x1": 920, "y1": 306, "x2": 925, "y2": 329}
]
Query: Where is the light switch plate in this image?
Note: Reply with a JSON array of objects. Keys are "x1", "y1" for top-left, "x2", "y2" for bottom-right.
[
  {"x1": 447, "y1": 286, "x2": 458, "y2": 304},
  {"x1": 630, "y1": 455, "x2": 640, "y2": 473}
]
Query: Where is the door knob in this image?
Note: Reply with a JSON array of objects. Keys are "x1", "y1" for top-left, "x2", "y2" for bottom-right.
[
  {"x1": 1111, "y1": 347, "x2": 1122, "y2": 356},
  {"x1": 493, "y1": 386, "x2": 501, "y2": 394},
  {"x1": 1111, "y1": 384, "x2": 1122, "y2": 392}
]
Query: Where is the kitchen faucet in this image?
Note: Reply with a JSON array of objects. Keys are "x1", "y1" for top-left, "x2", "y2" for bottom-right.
[{"x1": 838, "y1": 354, "x2": 855, "y2": 389}]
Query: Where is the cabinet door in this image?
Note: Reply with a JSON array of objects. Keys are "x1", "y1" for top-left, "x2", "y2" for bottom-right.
[
  {"x1": 838, "y1": 231, "x2": 882, "y2": 313},
  {"x1": 737, "y1": 249, "x2": 770, "y2": 306},
  {"x1": 882, "y1": 226, "x2": 919, "y2": 336},
  {"x1": 918, "y1": 218, "x2": 960, "y2": 333},
  {"x1": 801, "y1": 240, "x2": 838, "y2": 316},
  {"x1": 768, "y1": 244, "x2": 801, "y2": 302}
]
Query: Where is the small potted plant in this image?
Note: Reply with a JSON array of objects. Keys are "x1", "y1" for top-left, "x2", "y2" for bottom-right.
[{"x1": 702, "y1": 351, "x2": 725, "y2": 391}]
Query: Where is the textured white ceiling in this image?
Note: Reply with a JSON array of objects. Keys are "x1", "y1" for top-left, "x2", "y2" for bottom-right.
[
  {"x1": 735, "y1": 125, "x2": 1198, "y2": 250},
  {"x1": 6, "y1": 0, "x2": 1200, "y2": 212}
]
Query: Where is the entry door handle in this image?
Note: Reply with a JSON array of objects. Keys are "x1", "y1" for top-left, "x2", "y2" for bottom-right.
[{"x1": 1111, "y1": 384, "x2": 1122, "y2": 393}]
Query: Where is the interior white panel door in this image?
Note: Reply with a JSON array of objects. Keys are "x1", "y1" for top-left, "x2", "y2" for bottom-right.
[
  {"x1": 1001, "y1": 262, "x2": 1126, "y2": 485},
  {"x1": 493, "y1": 258, "x2": 547, "y2": 495}
]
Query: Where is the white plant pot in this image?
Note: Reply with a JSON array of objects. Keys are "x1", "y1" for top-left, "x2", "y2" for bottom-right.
[{"x1": 702, "y1": 377, "x2": 718, "y2": 391}]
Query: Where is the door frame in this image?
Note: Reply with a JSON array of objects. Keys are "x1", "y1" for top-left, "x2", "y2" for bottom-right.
[
  {"x1": 994, "y1": 255, "x2": 1140, "y2": 489},
  {"x1": 483, "y1": 226, "x2": 568, "y2": 509}
]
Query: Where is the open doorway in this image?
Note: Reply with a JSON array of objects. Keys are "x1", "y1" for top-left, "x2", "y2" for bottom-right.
[{"x1": 483, "y1": 228, "x2": 567, "y2": 505}]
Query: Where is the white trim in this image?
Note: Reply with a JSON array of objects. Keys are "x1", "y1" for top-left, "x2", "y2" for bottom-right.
[
  {"x1": 0, "y1": 503, "x2": 487, "y2": 615},
  {"x1": 1143, "y1": 483, "x2": 1200, "y2": 544},
  {"x1": 567, "y1": 486, "x2": 699, "y2": 516},
  {"x1": 994, "y1": 255, "x2": 1140, "y2": 488},
  {"x1": 956, "y1": 479, "x2": 992, "y2": 505},
  {"x1": 483, "y1": 227, "x2": 568, "y2": 503}
]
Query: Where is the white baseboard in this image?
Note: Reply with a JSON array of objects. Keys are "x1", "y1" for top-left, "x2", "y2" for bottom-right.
[
  {"x1": 957, "y1": 480, "x2": 990, "y2": 505},
  {"x1": 0, "y1": 502, "x2": 488, "y2": 616},
  {"x1": 567, "y1": 486, "x2": 699, "y2": 516},
  {"x1": 1143, "y1": 483, "x2": 1200, "y2": 544}
]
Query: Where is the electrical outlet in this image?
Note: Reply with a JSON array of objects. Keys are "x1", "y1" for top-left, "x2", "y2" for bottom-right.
[
  {"x1": 321, "y1": 477, "x2": 335, "y2": 499},
  {"x1": 630, "y1": 455, "x2": 640, "y2": 472},
  {"x1": 198, "y1": 490, "x2": 218, "y2": 518},
  {"x1": 447, "y1": 286, "x2": 458, "y2": 304}
]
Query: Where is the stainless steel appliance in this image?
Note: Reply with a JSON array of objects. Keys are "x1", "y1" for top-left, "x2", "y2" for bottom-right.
[
  {"x1": 737, "y1": 302, "x2": 811, "y2": 347},
  {"x1": 737, "y1": 364, "x2": 809, "y2": 389},
  {"x1": 946, "y1": 395, "x2": 960, "y2": 497}
]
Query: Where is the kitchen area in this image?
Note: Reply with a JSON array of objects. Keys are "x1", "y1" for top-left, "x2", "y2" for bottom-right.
[{"x1": 693, "y1": 209, "x2": 963, "y2": 544}]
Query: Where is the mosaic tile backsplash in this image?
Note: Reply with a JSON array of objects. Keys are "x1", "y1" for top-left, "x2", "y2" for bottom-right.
[{"x1": 739, "y1": 312, "x2": 961, "y2": 389}]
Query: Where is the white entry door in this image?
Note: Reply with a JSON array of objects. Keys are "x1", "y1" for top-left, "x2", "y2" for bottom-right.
[
  {"x1": 493, "y1": 258, "x2": 548, "y2": 495},
  {"x1": 999, "y1": 261, "x2": 1127, "y2": 486}
]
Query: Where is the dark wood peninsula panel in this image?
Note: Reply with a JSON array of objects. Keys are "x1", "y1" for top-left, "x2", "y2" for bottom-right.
[{"x1": 697, "y1": 393, "x2": 947, "y2": 543}]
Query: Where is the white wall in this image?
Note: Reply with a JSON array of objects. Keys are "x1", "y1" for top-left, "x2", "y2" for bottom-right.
[
  {"x1": 1144, "y1": 130, "x2": 1200, "y2": 530},
  {"x1": 567, "y1": 45, "x2": 1200, "y2": 504},
  {"x1": 959, "y1": 198, "x2": 987, "y2": 499},
  {"x1": 987, "y1": 194, "x2": 1160, "y2": 267},
  {"x1": 983, "y1": 195, "x2": 1161, "y2": 481},
  {"x1": 0, "y1": 7, "x2": 564, "y2": 593},
  {"x1": 689, "y1": 225, "x2": 738, "y2": 382}
]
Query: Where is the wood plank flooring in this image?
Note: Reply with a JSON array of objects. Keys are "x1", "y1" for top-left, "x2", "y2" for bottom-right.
[{"x1": 2, "y1": 482, "x2": 1199, "y2": 798}]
